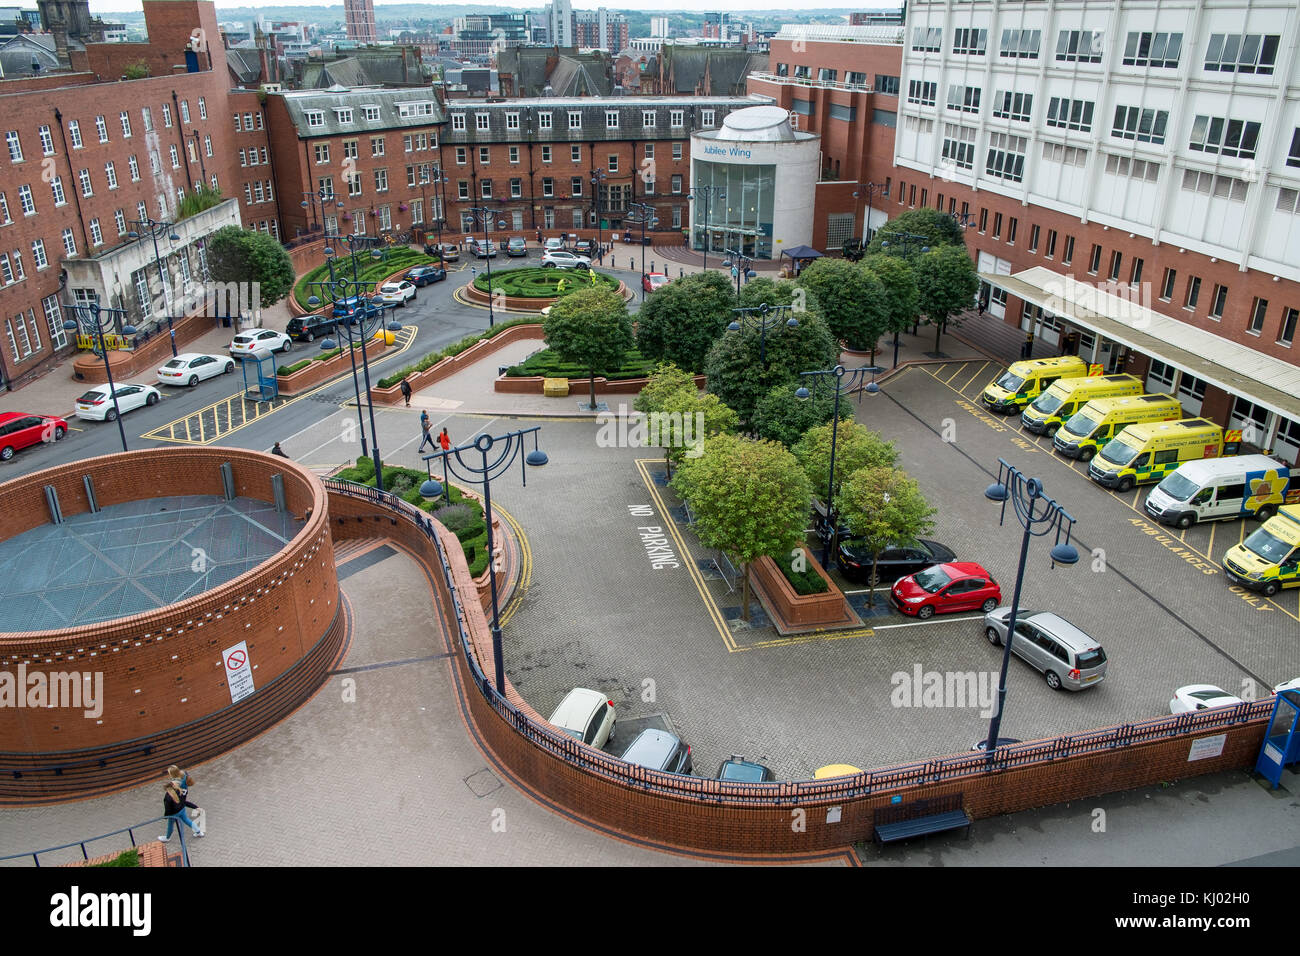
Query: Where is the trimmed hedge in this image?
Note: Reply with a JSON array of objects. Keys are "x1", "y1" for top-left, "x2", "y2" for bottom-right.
[
  {"x1": 472, "y1": 266, "x2": 618, "y2": 298},
  {"x1": 276, "y1": 346, "x2": 348, "y2": 377},
  {"x1": 91, "y1": 848, "x2": 140, "y2": 867},
  {"x1": 773, "y1": 550, "x2": 830, "y2": 595},
  {"x1": 334, "y1": 458, "x2": 491, "y2": 576},
  {"x1": 292, "y1": 248, "x2": 434, "y2": 310},
  {"x1": 376, "y1": 316, "x2": 536, "y2": 389},
  {"x1": 505, "y1": 347, "x2": 656, "y2": 380}
]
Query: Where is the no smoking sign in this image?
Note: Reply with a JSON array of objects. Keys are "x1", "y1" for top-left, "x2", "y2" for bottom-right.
[{"x1": 222, "y1": 640, "x2": 256, "y2": 704}]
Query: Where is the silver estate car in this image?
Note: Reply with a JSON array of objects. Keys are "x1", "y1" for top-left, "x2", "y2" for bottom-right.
[{"x1": 983, "y1": 609, "x2": 1108, "y2": 691}]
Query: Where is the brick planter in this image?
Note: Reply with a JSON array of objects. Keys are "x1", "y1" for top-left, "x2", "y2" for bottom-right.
[
  {"x1": 71, "y1": 312, "x2": 222, "y2": 385},
  {"x1": 750, "y1": 547, "x2": 861, "y2": 633},
  {"x1": 495, "y1": 372, "x2": 706, "y2": 396},
  {"x1": 462, "y1": 277, "x2": 631, "y2": 311},
  {"x1": 371, "y1": 323, "x2": 545, "y2": 405},
  {"x1": 276, "y1": 338, "x2": 392, "y2": 395}
]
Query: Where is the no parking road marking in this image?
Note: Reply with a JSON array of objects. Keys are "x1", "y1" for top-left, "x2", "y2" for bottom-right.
[{"x1": 628, "y1": 505, "x2": 680, "y2": 569}]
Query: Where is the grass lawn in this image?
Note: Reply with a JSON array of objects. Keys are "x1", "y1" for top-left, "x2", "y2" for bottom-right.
[
  {"x1": 293, "y1": 248, "x2": 435, "y2": 310},
  {"x1": 473, "y1": 267, "x2": 619, "y2": 298}
]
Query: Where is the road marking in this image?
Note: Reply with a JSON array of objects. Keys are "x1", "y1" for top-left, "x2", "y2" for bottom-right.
[
  {"x1": 499, "y1": 504, "x2": 532, "y2": 628},
  {"x1": 959, "y1": 361, "x2": 990, "y2": 396},
  {"x1": 873, "y1": 614, "x2": 985, "y2": 630}
]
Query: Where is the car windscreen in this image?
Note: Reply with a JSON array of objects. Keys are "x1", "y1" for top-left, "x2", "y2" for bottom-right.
[
  {"x1": 721, "y1": 763, "x2": 765, "y2": 782},
  {"x1": 77, "y1": 390, "x2": 105, "y2": 402},
  {"x1": 1243, "y1": 528, "x2": 1293, "y2": 563},
  {"x1": 1062, "y1": 410, "x2": 1100, "y2": 437},
  {"x1": 233, "y1": 335, "x2": 253, "y2": 344},
  {"x1": 994, "y1": 371, "x2": 1025, "y2": 392},
  {"x1": 1030, "y1": 390, "x2": 1064, "y2": 414},
  {"x1": 1155, "y1": 471, "x2": 1199, "y2": 502},
  {"x1": 913, "y1": 566, "x2": 952, "y2": 593},
  {"x1": 1076, "y1": 647, "x2": 1107, "y2": 668},
  {"x1": 1099, "y1": 436, "x2": 1140, "y2": 465},
  {"x1": 162, "y1": 359, "x2": 185, "y2": 369}
]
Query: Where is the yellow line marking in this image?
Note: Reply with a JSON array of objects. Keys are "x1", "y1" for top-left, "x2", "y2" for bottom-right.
[
  {"x1": 943, "y1": 364, "x2": 966, "y2": 385},
  {"x1": 498, "y1": 504, "x2": 531, "y2": 628},
  {"x1": 959, "y1": 361, "x2": 990, "y2": 395}
]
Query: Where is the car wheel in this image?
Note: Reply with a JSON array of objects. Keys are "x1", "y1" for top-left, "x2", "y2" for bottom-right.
[
  {"x1": 981, "y1": 598, "x2": 998, "y2": 613},
  {"x1": 607, "y1": 722, "x2": 615, "y2": 743},
  {"x1": 1175, "y1": 513, "x2": 1195, "y2": 530},
  {"x1": 1263, "y1": 581, "x2": 1280, "y2": 597},
  {"x1": 985, "y1": 626, "x2": 1002, "y2": 646},
  {"x1": 1117, "y1": 476, "x2": 1135, "y2": 493},
  {"x1": 543, "y1": 262, "x2": 555, "y2": 268},
  {"x1": 0, "y1": 445, "x2": 13, "y2": 461},
  {"x1": 280, "y1": 340, "x2": 292, "y2": 353},
  {"x1": 1255, "y1": 505, "x2": 1277, "y2": 521},
  {"x1": 917, "y1": 604, "x2": 935, "y2": 620},
  {"x1": 223, "y1": 362, "x2": 234, "y2": 374},
  {"x1": 1078, "y1": 448, "x2": 1095, "y2": 462},
  {"x1": 1044, "y1": 671, "x2": 1063, "y2": 691},
  {"x1": 146, "y1": 392, "x2": 159, "y2": 406},
  {"x1": 303, "y1": 332, "x2": 313, "y2": 343},
  {"x1": 53, "y1": 425, "x2": 65, "y2": 441},
  {"x1": 1045, "y1": 424, "x2": 1059, "y2": 438},
  {"x1": 188, "y1": 374, "x2": 199, "y2": 387},
  {"x1": 105, "y1": 408, "x2": 118, "y2": 421}
]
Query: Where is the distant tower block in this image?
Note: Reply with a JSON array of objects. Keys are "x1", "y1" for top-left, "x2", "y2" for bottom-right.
[{"x1": 344, "y1": 0, "x2": 376, "y2": 43}]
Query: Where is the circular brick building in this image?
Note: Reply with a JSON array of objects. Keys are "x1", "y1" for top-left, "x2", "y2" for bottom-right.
[{"x1": 0, "y1": 448, "x2": 343, "y2": 803}]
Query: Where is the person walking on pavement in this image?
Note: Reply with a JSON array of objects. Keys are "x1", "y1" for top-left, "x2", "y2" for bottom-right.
[
  {"x1": 167, "y1": 764, "x2": 194, "y2": 797},
  {"x1": 160, "y1": 782, "x2": 204, "y2": 841},
  {"x1": 400, "y1": 377, "x2": 412, "y2": 407},
  {"x1": 419, "y1": 409, "x2": 435, "y2": 452},
  {"x1": 438, "y1": 427, "x2": 451, "y2": 452},
  {"x1": 271, "y1": 442, "x2": 289, "y2": 458}
]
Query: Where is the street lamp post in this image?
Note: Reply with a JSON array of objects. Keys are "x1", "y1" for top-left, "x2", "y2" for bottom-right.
[
  {"x1": 688, "y1": 185, "x2": 726, "y2": 272},
  {"x1": 852, "y1": 180, "x2": 882, "y2": 244},
  {"x1": 419, "y1": 427, "x2": 549, "y2": 696},
  {"x1": 877, "y1": 230, "x2": 932, "y2": 368},
  {"x1": 591, "y1": 167, "x2": 607, "y2": 262},
  {"x1": 305, "y1": 251, "x2": 371, "y2": 464},
  {"x1": 62, "y1": 301, "x2": 137, "y2": 453},
  {"x1": 982, "y1": 458, "x2": 1079, "y2": 754},
  {"x1": 468, "y1": 206, "x2": 507, "y2": 327},
  {"x1": 627, "y1": 201, "x2": 659, "y2": 299},
  {"x1": 795, "y1": 364, "x2": 883, "y2": 569},
  {"x1": 728, "y1": 302, "x2": 798, "y2": 367},
  {"x1": 301, "y1": 185, "x2": 343, "y2": 233},
  {"x1": 127, "y1": 217, "x2": 181, "y2": 357},
  {"x1": 722, "y1": 247, "x2": 756, "y2": 299}
]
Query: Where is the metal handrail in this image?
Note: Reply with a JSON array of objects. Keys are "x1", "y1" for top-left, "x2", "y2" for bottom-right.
[
  {"x1": 0, "y1": 814, "x2": 193, "y2": 867},
  {"x1": 322, "y1": 478, "x2": 1274, "y2": 806}
]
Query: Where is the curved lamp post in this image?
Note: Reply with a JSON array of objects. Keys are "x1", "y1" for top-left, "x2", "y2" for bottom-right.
[
  {"x1": 468, "y1": 206, "x2": 507, "y2": 327},
  {"x1": 728, "y1": 302, "x2": 798, "y2": 367},
  {"x1": 127, "y1": 217, "x2": 181, "y2": 357},
  {"x1": 301, "y1": 185, "x2": 343, "y2": 232},
  {"x1": 305, "y1": 248, "x2": 371, "y2": 466},
  {"x1": 63, "y1": 301, "x2": 137, "y2": 452},
  {"x1": 982, "y1": 458, "x2": 1079, "y2": 755},
  {"x1": 590, "y1": 167, "x2": 607, "y2": 261},
  {"x1": 420, "y1": 426, "x2": 548, "y2": 695},
  {"x1": 795, "y1": 364, "x2": 883, "y2": 568}
]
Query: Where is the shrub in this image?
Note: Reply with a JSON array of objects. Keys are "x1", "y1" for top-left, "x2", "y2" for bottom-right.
[
  {"x1": 432, "y1": 502, "x2": 477, "y2": 535},
  {"x1": 278, "y1": 359, "x2": 311, "y2": 375},
  {"x1": 505, "y1": 347, "x2": 655, "y2": 380},
  {"x1": 774, "y1": 549, "x2": 829, "y2": 595},
  {"x1": 472, "y1": 267, "x2": 619, "y2": 298},
  {"x1": 376, "y1": 316, "x2": 536, "y2": 388},
  {"x1": 292, "y1": 248, "x2": 431, "y2": 310},
  {"x1": 91, "y1": 848, "x2": 140, "y2": 867}
]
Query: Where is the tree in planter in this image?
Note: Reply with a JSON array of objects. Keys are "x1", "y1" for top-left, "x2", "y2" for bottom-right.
[
  {"x1": 797, "y1": 258, "x2": 889, "y2": 359},
  {"x1": 541, "y1": 286, "x2": 633, "y2": 411},
  {"x1": 657, "y1": 386, "x2": 737, "y2": 471},
  {"x1": 634, "y1": 271, "x2": 735, "y2": 373},
  {"x1": 835, "y1": 466, "x2": 936, "y2": 605},
  {"x1": 863, "y1": 207, "x2": 968, "y2": 258},
  {"x1": 205, "y1": 225, "x2": 295, "y2": 307},
  {"x1": 633, "y1": 362, "x2": 702, "y2": 474},
  {"x1": 914, "y1": 244, "x2": 980, "y2": 354},
  {"x1": 672, "y1": 433, "x2": 812, "y2": 621},
  {"x1": 752, "y1": 379, "x2": 847, "y2": 448},
  {"x1": 863, "y1": 254, "x2": 920, "y2": 353},
  {"x1": 792, "y1": 419, "x2": 898, "y2": 508}
]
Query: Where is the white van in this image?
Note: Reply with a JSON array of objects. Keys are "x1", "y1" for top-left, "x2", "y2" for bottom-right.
[{"x1": 1144, "y1": 455, "x2": 1300, "y2": 529}]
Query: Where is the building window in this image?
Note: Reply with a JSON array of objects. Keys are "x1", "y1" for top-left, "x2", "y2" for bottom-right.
[
  {"x1": 541, "y1": 145, "x2": 552, "y2": 163},
  {"x1": 992, "y1": 213, "x2": 1003, "y2": 238},
  {"x1": 572, "y1": 145, "x2": 583, "y2": 163},
  {"x1": 1088, "y1": 244, "x2": 1102, "y2": 274},
  {"x1": 30, "y1": 238, "x2": 46, "y2": 269},
  {"x1": 907, "y1": 80, "x2": 937, "y2": 106},
  {"x1": 542, "y1": 178, "x2": 554, "y2": 198},
  {"x1": 605, "y1": 110, "x2": 620, "y2": 131},
  {"x1": 1006, "y1": 218, "x2": 1018, "y2": 245},
  {"x1": 305, "y1": 110, "x2": 324, "y2": 128},
  {"x1": 179, "y1": 101, "x2": 190, "y2": 124},
  {"x1": 1000, "y1": 28, "x2": 1040, "y2": 58},
  {"x1": 342, "y1": 140, "x2": 358, "y2": 160},
  {"x1": 1247, "y1": 297, "x2": 1268, "y2": 334},
  {"x1": 510, "y1": 178, "x2": 522, "y2": 198},
  {"x1": 504, "y1": 112, "x2": 519, "y2": 131},
  {"x1": 61, "y1": 227, "x2": 76, "y2": 257},
  {"x1": 481, "y1": 179, "x2": 492, "y2": 199},
  {"x1": 992, "y1": 91, "x2": 1032, "y2": 122},
  {"x1": 645, "y1": 143, "x2": 655, "y2": 160},
  {"x1": 456, "y1": 146, "x2": 467, "y2": 165},
  {"x1": 941, "y1": 123, "x2": 976, "y2": 169},
  {"x1": 114, "y1": 209, "x2": 125, "y2": 234},
  {"x1": 642, "y1": 110, "x2": 656, "y2": 128},
  {"x1": 670, "y1": 109, "x2": 684, "y2": 128},
  {"x1": 956, "y1": 28, "x2": 982, "y2": 55},
  {"x1": 128, "y1": 155, "x2": 139, "y2": 182},
  {"x1": 818, "y1": 68, "x2": 838, "y2": 82},
  {"x1": 1205, "y1": 34, "x2": 1280, "y2": 75},
  {"x1": 1184, "y1": 276, "x2": 1201, "y2": 310},
  {"x1": 457, "y1": 181, "x2": 469, "y2": 200},
  {"x1": 1124, "y1": 32, "x2": 1182, "y2": 68},
  {"x1": 68, "y1": 120, "x2": 83, "y2": 149},
  {"x1": 912, "y1": 26, "x2": 942, "y2": 53},
  {"x1": 1279, "y1": 307, "x2": 1298, "y2": 346},
  {"x1": 672, "y1": 142, "x2": 683, "y2": 161},
  {"x1": 475, "y1": 113, "x2": 490, "y2": 131},
  {"x1": 198, "y1": 97, "x2": 207, "y2": 120},
  {"x1": 1041, "y1": 142, "x2": 1088, "y2": 167},
  {"x1": 572, "y1": 208, "x2": 584, "y2": 229},
  {"x1": 1044, "y1": 229, "x2": 1057, "y2": 258},
  {"x1": 315, "y1": 143, "x2": 330, "y2": 164},
  {"x1": 986, "y1": 132, "x2": 1026, "y2": 181},
  {"x1": 1188, "y1": 116, "x2": 1260, "y2": 159},
  {"x1": 371, "y1": 137, "x2": 385, "y2": 157},
  {"x1": 119, "y1": 112, "x2": 132, "y2": 138},
  {"x1": 105, "y1": 162, "x2": 117, "y2": 190},
  {"x1": 874, "y1": 74, "x2": 900, "y2": 96},
  {"x1": 479, "y1": 146, "x2": 490, "y2": 165},
  {"x1": 1028, "y1": 225, "x2": 1040, "y2": 252},
  {"x1": 42, "y1": 296, "x2": 65, "y2": 349},
  {"x1": 89, "y1": 219, "x2": 103, "y2": 246},
  {"x1": 374, "y1": 169, "x2": 388, "y2": 192},
  {"x1": 1181, "y1": 169, "x2": 1248, "y2": 202},
  {"x1": 363, "y1": 106, "x2": 381, "y2": 122},
  {"x1": 978, "y1": 207, "x2": 987, "y2": 232},
  {"x1": 334, "y1": 107, "x2": 353, "y2": 124},
  {"x1": 77, "y1": 168, "x2": 92, "y2": 197},
  {"x1": 204, "y1": 136, "x2": 212, "y2": 158},
  {"x1": 1112, "y1": 106, "x2": 1169, "y2": 144},
  {"x1": 1106, "y1": 154, "x2": 1160, "y2": 182},
  {"x1": 1159, "y1": 268, "x2": 1177, "y2": 301},
  {"x1": 1047, "y1": 97, "x2": 1094, "y2": 132},
  {"x1": 50, "y1": 177, "x2": 65, "y2": 206},
  {"x1": 671, "y1": 174, "x2": 682, "y2": 194},
  {"x1": 947, "y1": 85, "x2": 981, "y2": 114},
  {"x1": 451, "y1": 113, "x2": 465, "y2": 130},
  {"x1": 1289, "y1": 129, "x2": 1300, "y2": 169},
  {"x1": 1062, "y1": 236, "x2": 1075, "y2": 265},
  {"x1": 571, "y1": 177, "x2": 583, "y2": 197},
  {"x1": 1208, "y1": 284, "x2": 1228, "y2": 319},
  {"x1": 701, "y1": 110, "x2": 715, "y2": 128},
  {"x1": 348, "y1": 173, "x2": 362, "y2": 197},
  {"x1": 1057, "y1": 30, "x2": 1104, "y2": 63},
  {"x1": 508, "y1": 145, "x2": 519, "y2": 164},
  {"x1": 607, "y1": 154, "x2": 618, "y2": 173},
  {"x1": 17, "y1": 185, "x2": 33, "y2": 216},
  {"x1": 537, "y1": 111, "x2": 553, "y2": 132},
  {"x1": 1108, "y1": 250, "x2": 1122, "y2": 281},
  {"x1": 169, "y1": 145, "x2": 180, "y2": 168}
]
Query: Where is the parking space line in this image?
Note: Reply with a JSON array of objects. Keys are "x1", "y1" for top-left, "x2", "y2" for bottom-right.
[
  {"x1": 873, "y1": 614, "x2": 984, "y2": 630},
  {"x1": 498, "y1": 504, "x2": 531, "y2": 628},
  {"x1": 959, "y1": 362, "x2": 991, "y2": 396},
  {"x1": 943, "y1": 364, "x2": 967, "y2": 385}
]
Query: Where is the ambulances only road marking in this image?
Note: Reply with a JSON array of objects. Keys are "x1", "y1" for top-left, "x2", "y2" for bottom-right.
[{"x1": 1126, "y1": 517, "x2": 1220, "y2": 575}]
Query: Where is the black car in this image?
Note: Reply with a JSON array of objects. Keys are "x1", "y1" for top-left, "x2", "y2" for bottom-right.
[
  {"x1": 619, "y1": 729, "x2": 692, "y2": 775},
  {"x1": 406, "y1": 265, "x2": 446, "y2": 286},
  {"x1": 285, "y1": 313, "x2": 340, "y2": 343},
  {"x1": 572, "y1": 238, "x2": 594, "y2": 256},
  {"x1": 836, "y1": 538, "x2": 957, "y2": 585},
  {"x1": 715, "y1": 755, "x2": 775, "y2": 782},
  {"x1": 506, "y1": 237, "x2": 528, "y2": 257}
]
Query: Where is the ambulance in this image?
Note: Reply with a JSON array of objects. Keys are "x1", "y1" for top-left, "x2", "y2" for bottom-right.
[
  {"x1": 1222, "y1": 505, "x2": 1300, "y2": 596},
  {"x1": 980, "y1": 356, "x2": 1089, "y2": 415},
  {"x1": 1087, "y1": 419, "x2": 1240, "y2": 492},
  {"x1": 1021, "y1": 374, "x2": 1143, "y2": 436},
  {"x1": 1053, "y1": 394, "x2": 1184, "y2": 461},
  {"x1": 1144, "y1": 455, "x2": 1300, "y2": 528}
]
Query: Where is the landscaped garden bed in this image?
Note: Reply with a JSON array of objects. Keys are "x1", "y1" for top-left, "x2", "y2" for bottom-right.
[
  {"x1": 472, "y1": 267, "x2": 620, "y2": 299},
  {"x1": 292, "y1": 247, "x2": 435, "y2": 310},
  {"x1": 503, "y1": 346, "x2": 656, "y2": 380}
]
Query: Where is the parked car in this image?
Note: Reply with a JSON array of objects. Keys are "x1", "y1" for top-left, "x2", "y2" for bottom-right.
[
  {"x1": 1169, "y1": 684, "x2": 1245, "y2": 714},
  {"x1": 572, "y1": 238, "x2": 594, "y2": 256},
  {"x1": 506, "y1": 237, "x2": 528, "y2": 257},
  {"x1": 715, "y1": 755, "x2": 775, "y2": 782},
  {"x1": 0, "y1": 411, "x2": 66, "y2": 461},
  {"x1": 642, "y1": 272, "x2": 671, "y2": 293},
  {"x1": 230, "y1": 328, "x2": 292, "y2": 356},
  {"x1": 405, "y1": 265, "x2": 446, "y2": 286},
  {"x1": 424, "y1": 241, "x2": 459, "y2": 262},
  {"x1": 890, "y1": 562, "x2": 1001, "y2": 620},
  {"x1": 469, "y1": 238, "x2": 497, "y2": 258},
  {"x1": 1274, "y1": 677, "x2": 1300, "y2": 694},
  {"x1": 619, "y1": 728, "x2": 692, "y2": 775},
  {"x1": 376, "y1": 280, "x2": 417, "y2": 306},
  {"x1": 286, "y1": 313, "x2": 340, "y2": 342},
  {"x1": 837, "y1": 538, "x2": 957, "y2": 586},
  {"x1": 75, "y1": 383, "x2": 160, "y2": 421},
  {"x1": 543, "y1": 237, "x2": 566, "y2": 253},
  {"x1": 546, "y1": 688, "x2": 616, "y2": 749},
  {"x1": 982, "y1": 609, "x2": 1109, "y2": 691},
  {"x1": 542, "y1": 249, "x2": 592, "y2": 269},
  {"x1": 156, "y1": 352, "x2": 235, "y2": 387}
]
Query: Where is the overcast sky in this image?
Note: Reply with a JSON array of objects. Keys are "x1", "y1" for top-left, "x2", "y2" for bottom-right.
[{"x1": 89, "y1": 1, "x2": 881, "y2": 16}]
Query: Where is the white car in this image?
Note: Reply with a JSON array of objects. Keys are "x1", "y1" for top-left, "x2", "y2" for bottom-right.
[
  {"x1": 543, "y1": 237, "x2": 566, "y2": 253},
  {"x1": 229, "y1": 328, "x2": 292, "y2": 357},
  {"x1": 1274, "y1": 677, "x2": 1300, "y2": 694},
  {"x1": 156, "y1": 352, "x2": 235, "y2": 387},
  {"x1": 542, "y1": 249, "x2": 592, "y2": 270},
  {"x1": 75, "y1": 383, "x2": 161, "y2": 421},
  {"x1": 547, "y1": 688, "x2": 616, "y2": 749},
  {"x1": 1169, "y1": 684, "x2": 1246, "y2": 714},
  {"x1": 376, "y1": 280, "x2": 417, "y2": 306}
]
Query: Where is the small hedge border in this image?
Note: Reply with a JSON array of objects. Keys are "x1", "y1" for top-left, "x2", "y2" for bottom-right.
[
  {"x1": 505, "y1": 346, "x2": 656, "y2": 380},
  {"x1": 334, "y1": 457, "x2": 491, "y2": 576},
  {"x1": 473, "y1": 266, "x2": 619, "y2": 298},
  {"x1": 277, "y1": 346, "x2": 347, "y2": 376},
  {"x1": 773, "y1": 550, "x2": 830, "y2": 595},
  {"x1": 292, "y1": 248, "x2": 435, "y2": 310},
  {"x1": 377, "y1": 316, "x2": 536, "y2": 389}
]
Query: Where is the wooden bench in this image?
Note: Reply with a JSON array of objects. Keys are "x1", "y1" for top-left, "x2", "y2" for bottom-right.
[{"x1": 874, "y1": 809, "x2": 971, "y2": 844}]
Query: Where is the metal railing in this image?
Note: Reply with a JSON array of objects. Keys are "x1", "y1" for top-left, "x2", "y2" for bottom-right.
[
  {"x1": 748, "y1": 71, "x2": 875, "y2": 94},
  {"x1": 0, "y1": 814, "x2": 193, "y2": 868},
  {"x1": 323, "y1": 478, "x2": 1274, "y2": 807}
]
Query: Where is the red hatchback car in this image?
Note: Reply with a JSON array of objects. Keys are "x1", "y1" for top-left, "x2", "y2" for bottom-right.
[
  {"x1": 890, "y1": 562, "x2": 1002, "y2": 620},
  {"x1": 0, "y1": 411, "x2": 67, "y2": 461}
]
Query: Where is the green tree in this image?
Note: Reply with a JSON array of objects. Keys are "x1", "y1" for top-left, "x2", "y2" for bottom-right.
[
  {"x1": 206, "y1": 225, "x2": 295, "y2": 307},
  {"x1": 123, "y1": 61, "x2": 150, "y2": 80},
  {"x1": 751, "y1": 379, "x2": 848, "y2": 447},
  {"x1": 864, "y1": 253, "x2": 920, "y2": 342},
  {"x1": 542, "y1": 287, "x2": 634, "y2": 410},
  {"x1": 672, "y1": 433, "x2": 812, "y2": 621},
  {"x1": 915, "y1": 244, "x2": 980, "y2": 353},
  {"x1": 864, "y1": 207, "x2": 967, "y2": 257},
  {"x1": 634, "y1": 271, "x2": 734, "y2": 373},
  {"x1": 799, "y1": 257, "x2": 891, "y2": 359},
  {"x1": 703, "y1": 309, "x2": 838, "y2": 426},
  {"x1": 792, "y1": 419, "x2": 898, "y2": 525},
  {"x1": 634, "y1": 362, "x2": 698, "y2": 416},
  {"x1": 736, "y1": 275, "x2": 801, "y2": 311},
  {"x1": 658, "y1": 386, "x2": 738, "y2": 469},
  {"x1": 835, "y1": 466, "x2": 936, "y2": 605}
]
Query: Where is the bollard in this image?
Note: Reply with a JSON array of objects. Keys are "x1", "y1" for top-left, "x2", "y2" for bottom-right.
[
  {"x1": 630, "y1": 257, "x2": 634, "y2": 270},
  {"x1": 679, "y1": 268, "x2": 684, "y2": 278},
  {"x1": 651, "y1": 260, "x2": 655, "y2": 273}
]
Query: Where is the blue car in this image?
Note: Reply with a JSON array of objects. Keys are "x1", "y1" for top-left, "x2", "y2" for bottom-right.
[{"x1": 406, "y1": 265, "x2": 446, "y2": 287}]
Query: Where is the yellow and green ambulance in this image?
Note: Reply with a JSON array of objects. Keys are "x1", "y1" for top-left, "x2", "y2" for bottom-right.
[
  {"x1": 1053, "y1": 393, "x2": 1184, "y2": 461},
  {"x1": 1222, "y1": 505, "x2": 1300, "y2": 596},
  {"x1": 981, "y1": 356, "x2": 1090, "y2": 415},
  {"x1": 1020, "y1": 373, "x2": 1143, "y2": 436},
  {"x1": 1087, "y1": 419, "x2": 1241, "y2": 492}
]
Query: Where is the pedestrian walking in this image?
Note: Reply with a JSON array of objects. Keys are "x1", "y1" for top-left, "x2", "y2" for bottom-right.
[
  {"x1": 167, "y1": 764, "x2": 194, "y2": 797},
  {"x1": 536, "y1": 228, "x2": 543, "y2": 244},
  {"x1": 160, "y1": 782, "x2": 203, "y2": 841},
  {"x1": 400, "y1": 377, "x2": 412, "y2": 407},
  {"x1": 438, "y1": 427, "x2": 451, "y2": 452},
  {"x1": 419, "y1": 409, "x2": 435, "y2": 452},
  {"x1": 1020, "y1": 332, "x2": 1034, "y2": 360},
  {"x1": 271, "y1": 442, "x2": 289, "y2": 458}
]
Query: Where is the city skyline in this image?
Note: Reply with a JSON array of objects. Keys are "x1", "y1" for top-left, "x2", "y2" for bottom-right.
[{"x1": 80, "y1": 0, "x2": 894, "y2": 16}]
